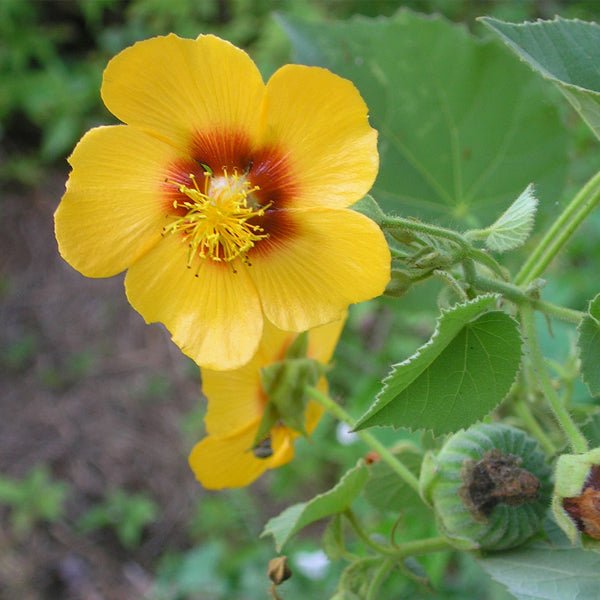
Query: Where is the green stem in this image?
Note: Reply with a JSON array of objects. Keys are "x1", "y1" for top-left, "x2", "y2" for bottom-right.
[
  {"x1": 520, "y1": 305, "x2": 588, "y2": 453},
  {"x1": 345, "y1": 510, "x2": 393, "y2": 555},
  {"x1": 345, "y1": 510, "x2": 451, "y2": 559},
  {"x1": 468, "y1": 272, "x2": 584, "y2": 324},
  {"x1": 381, "y1": 216, "x2": 469, "y2": 250},
  {"x1": 391, "y1": 536, "x2": 451, "y2": 557},
  {"x1": 383, "y1": 217, "x2": 507, "y2": 277},
  {"x1": 468, "y1": 247, "x2": 508, "y2": 279},
  {"x1": 306, "y1": 386, "x2": 421, "y2": 494},
  {"x1": 516, "y1": 169, "x2": 600, "y2": 286},
  {"x1": 433, "y1": 269, "x2": 468, "y2": 301},
  {"x1": 366, "y1": 559, "x2": 394, "y2": 600},
  {"x1": 513, "y1": 400, "x2": 557, "y2": 456}
]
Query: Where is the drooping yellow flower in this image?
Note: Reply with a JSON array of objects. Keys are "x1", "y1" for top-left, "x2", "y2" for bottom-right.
[
  {"x1": 189, "y1": 318, "x2": 345, "y2": 489},
  {"x1": 54, "y1": 34, "x2": 389, "y2": 369}
]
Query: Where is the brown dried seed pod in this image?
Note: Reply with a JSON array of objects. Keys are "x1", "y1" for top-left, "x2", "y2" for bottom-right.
[{"x1": 421, "y1": 423, "x2": 552, "y2": 551}]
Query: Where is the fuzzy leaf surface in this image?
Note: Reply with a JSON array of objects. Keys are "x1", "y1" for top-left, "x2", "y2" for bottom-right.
[
  {"x1": 479, "y1": 520, "x2": 600, "y2": 600},
  {"x1": 354, "y1": 296, "x2": 522, "y2": 434},
  {"x1": 578, "y1": 293, "x2": 600, "y2": 396},
  {"x1": 363, "y1": 450, "x2": 426, "y2": 515},
  {"x1": 483, "y1": 184, "x2": 538, "y2": 252}
]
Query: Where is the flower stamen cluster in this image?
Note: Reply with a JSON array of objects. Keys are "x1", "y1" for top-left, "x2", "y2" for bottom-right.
[{"x1": 163, "y1": 169, "x2": 269, "y2": 269}]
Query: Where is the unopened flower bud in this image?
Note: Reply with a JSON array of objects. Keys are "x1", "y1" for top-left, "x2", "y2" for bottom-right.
[{"x1": 552, "y1": 448, "x2": 600, "y2": 548}]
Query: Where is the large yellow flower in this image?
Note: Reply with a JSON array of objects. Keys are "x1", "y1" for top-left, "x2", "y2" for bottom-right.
[
  {"x1": 55, "y1": 34, "x2": 389, "y2": 369},
  {"x1": 189, "y1": 317, "x2": 345, "y2": 489}
]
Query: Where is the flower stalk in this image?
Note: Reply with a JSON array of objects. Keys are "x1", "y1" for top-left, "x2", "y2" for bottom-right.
[
  {"x1": 520, "y1": 305, "x2": 588, "y2": 453},
  {"x1": 306, "y1": 386, "x2": 421, "y2": 494},
  {"x1": 513, "y1": 399, "x2": 557, "y2": 456},
  {"x1": 466, "y1": 269, "x2": 584, "y2": 324},
  {"x1": 516, "y1": 168, "x2": 600, "y2": 286},
  {"x1": 345, "y1": 510, "x2": 450, "y2": 559}
]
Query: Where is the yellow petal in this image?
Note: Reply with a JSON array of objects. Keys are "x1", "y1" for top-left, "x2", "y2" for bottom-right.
[
  {"x1": 202, "y1": 321, "x2": 297, "y2": 435},
  {"x1": 124, "y1": 234, "x2": 262, "y2": 369},
  {"x1": 54, "y1": 125, "x2": 183, "y2": 277},
  {"x1": 261, "y1": 65, "x2": 378, "y2": 209},
  {"x1": 189, "y1": 421, "x2": 295, "y2": 489},
  {"x1": 101, "y1": 34, "x2": 265, "y2": 153},
  {"x1": 249, "y1": 208, "x2": 390, "y2": 331},
  {"x1": 307, "y1": 315, "x2": 347, "y2": 364},
  {"x1": 202, "y1": 317, "x2": 344, "y2": 435},
  {"x1": 202, "y1": 355, "x2": 263, "y2": 436}
]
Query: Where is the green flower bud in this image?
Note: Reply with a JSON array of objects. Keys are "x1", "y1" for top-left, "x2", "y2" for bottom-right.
[
  {"x1": 383, "y1": 269, "x2": 413, "y2": 298},
  {"x1": 421, "y1": 423, "x2": 552, "y2": 551},
  {"x1": 552, "y1": 448, "x2": 600, "y2": 549}
]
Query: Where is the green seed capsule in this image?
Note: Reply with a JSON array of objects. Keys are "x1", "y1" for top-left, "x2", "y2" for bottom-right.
[{"x1": 421, "y1": 423, "x2": 552, "y2": 551}]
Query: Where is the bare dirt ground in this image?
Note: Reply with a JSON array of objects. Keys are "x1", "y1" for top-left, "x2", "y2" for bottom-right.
[{"x1": 1, "y1": 171, "x2": 203, "y2": 599}]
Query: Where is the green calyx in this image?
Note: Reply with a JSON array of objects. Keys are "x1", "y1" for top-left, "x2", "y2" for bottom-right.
[
  {"x1": 552, "y1": 448, "x2": 600, "y2": 549},
  {"x1": 253, "y1": 333, "x2": 326, "y2": 449},
  {"x1": 421, "y1": 423, "x2": 552, "y2": 551}
]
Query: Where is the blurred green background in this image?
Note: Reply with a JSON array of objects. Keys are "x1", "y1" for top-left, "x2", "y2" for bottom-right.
[{"x1": 2, "y1": 1, "x2": 600, "y2": 598}]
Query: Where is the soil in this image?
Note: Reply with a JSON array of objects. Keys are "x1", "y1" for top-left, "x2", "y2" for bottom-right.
[{"x1": 0, "y1": 171, "x2": 204, "y2": 599}]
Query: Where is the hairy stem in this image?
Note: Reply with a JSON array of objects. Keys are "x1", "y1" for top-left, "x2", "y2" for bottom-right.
[
  {"x1": 345, "y1": 510, "x2": 451, "y2": 559},
  {"x1": 381, "y1": 216, "x2": 469, "y2": 250},
  {"x1": 513, "y1": 400, "x2": 557, "y2": 456},
  {"x1": 516, "y1": 169, "x2": 600, "y2": 286},
  {"x1": 306, "y1": 386, "x2": 421, "y2": 494},
  {"x1": 345, "y1": 510, "x2": 393, "y2": 555},
  {"x1": 465, "y1": 269, "x2": 584, "y2": 324},
  {"x1": 366, "y1": 558, "x2": 395, "y2": 600},
  {"x1": 520, "y1": 305, "x2": 588, "y2": 453}
]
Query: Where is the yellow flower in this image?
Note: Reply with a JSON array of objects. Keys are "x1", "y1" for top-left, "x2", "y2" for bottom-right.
[
  {"x1": 54, "y1": 34, "x2": 389, "y2": 369},
  {"x1": 188, "y1": 318, "x2": 345, "y2": 489}
]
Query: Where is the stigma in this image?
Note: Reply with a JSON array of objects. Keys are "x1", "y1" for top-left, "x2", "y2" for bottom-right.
[{"x1": 163, "y1": 168, "x2": 269, "y2": 267}]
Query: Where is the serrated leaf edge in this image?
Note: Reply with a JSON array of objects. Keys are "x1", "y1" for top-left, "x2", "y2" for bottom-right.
[
  {"x1": 261, "y1": 460, "x2": 368, "y2": 551},
  {"x1": 577, "y1": 293, "x2": 600, "y2": 397},
  {"x1": 354, "y1": 295, "x2": 500, "y2": 430},
  {"x1": 481, "y1": 16, "x2": 600, "y2": 97},
  {"x1": 485, "y1": 183, "x2": 538, "y2": 252}
]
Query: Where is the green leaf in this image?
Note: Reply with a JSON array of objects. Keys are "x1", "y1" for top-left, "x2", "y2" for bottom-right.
[
  {"x1": 469, "y1": 184, "x2": 538, "y2": 252},
  {"x1": 363, "y1": 448, "x2": 426, "y2": 515},
  {"x1": 580, "y1": 412, "x2": 600, "y2": 447},
  {"x1": 322, "y1": 514, "x2": 346, "y2": 561},
  {"x1": 479, "y1": 520, "x2": 600, "y2": 600},
  {"x1": 481, "y1": 17, "x2": 600, "y2": 141},
  {"x1": 280, "y1": 10, "x2": 567, "y2": 227},
  {"x1": 336, "y1": 558, "x2": 379, "y2": 599},
  {"x1": 350, "y1": 194, "x2": 387, "y2": 226},
  {"x1": 261, "y1": 461, "x2": 368, "y2": 552},
  {"x1": 577, "y1": 293, "x2": 600, "y2": 397},
  {"x1": 354, "y1": 295, "x2": 522, "y2": 434}
]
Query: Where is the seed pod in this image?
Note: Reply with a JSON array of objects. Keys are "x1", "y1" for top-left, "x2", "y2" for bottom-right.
[
  {"x1": 552, "y1": 448, "x2": 600, "y2": 550},
  {"x1": 267, "y1": 556, "x2": 292, "y2": 585},
  {"x1": 421, "y1": 423, "x2": 552, "y2": 551}
]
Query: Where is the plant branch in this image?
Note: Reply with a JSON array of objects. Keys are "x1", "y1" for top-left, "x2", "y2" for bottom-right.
[
  {"x1": 367, "y1": 558, "x2": 395, "y2": 600},
  {"x1": 345, "y1": 510, "x2": 451, "y2": 560},
  {"x1": 516, "y1": 169, "x2": 600, "y2": 286},
  {"x1": 513, "y1": 400, "x2": 557, "y2": 456},
  {"x1": 381, "y1": 217, "x2": 469, "y2": 250},
  {"x1": 466, "y1": 270, "x2": 584, "y2": 324},
  {"x1": 520, "y1": 305, "x2": 588, "y2": 453},
  {"x1": 306, "y1": 386, "x2": 420, "y2": 494},
  {"x1": 344, "y1": 509, "x2": 393, "y2": 555}
]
